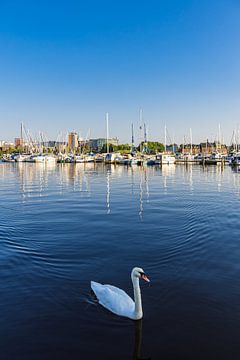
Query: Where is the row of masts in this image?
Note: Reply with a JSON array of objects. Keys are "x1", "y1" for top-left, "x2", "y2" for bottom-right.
[{"x1": 17, "y1": 116, "x2": 240, "y2": 154}]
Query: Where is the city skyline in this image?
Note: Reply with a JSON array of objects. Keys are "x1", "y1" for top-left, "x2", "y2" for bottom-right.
[{"x1": 1, "y1": 1, "x2": 240, "y2": 143}]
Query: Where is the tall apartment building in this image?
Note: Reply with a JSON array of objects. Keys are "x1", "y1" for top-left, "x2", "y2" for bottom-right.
[
  {"x1": 68, "y1": 132, "x2": 78, "y2": 150},
  {"x1": 15, "y1": 137, "x2": 23, "y2": 147}
]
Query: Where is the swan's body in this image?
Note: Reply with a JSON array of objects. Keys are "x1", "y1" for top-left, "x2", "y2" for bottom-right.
[{"x1": 91, "y1": 267, "x2": 150, "y2": 320}]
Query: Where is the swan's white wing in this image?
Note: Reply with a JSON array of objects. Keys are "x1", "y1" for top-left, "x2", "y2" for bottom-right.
[{"x1": 91, "y1": 281, "x2": 135, "y2": 319}]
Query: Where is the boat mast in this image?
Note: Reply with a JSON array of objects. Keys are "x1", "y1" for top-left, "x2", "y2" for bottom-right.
[
  {"x1": 131, "y1": 123, "x2": 135, "y2": 153},
  {"x1": 233, "y1": 130, "x2": 236, "y2": 152},
  {"x1": 21, "y1": 122, "x2": 23, "y2": 141},
  {"x1": 89, "y1": 128, "x2": 91, "y2": 153},
  {"x1": 144, "y1": 123, "x2": 147, "y2": 153},
  {"x1": 106, "y1": 112, "x2": 109, "y2": 153},
  {"x1": 190, "y1": 128, "x2": 192, "y2": 155},
  {"x1": 237, "y1": 127, "x2": 239, "y2": 152},
  {"x1": 139, "y1": 108, "x2": 143, "y2": 153},
  {"x1": 218, "y1": 123, "x2": 221, "y2": 152},
  {"x1": 20, "y1": 122, "x2": 23, "y2": 153},
  {"x1": 164, "y1": 124, "x2": 167, "y2": 153}
]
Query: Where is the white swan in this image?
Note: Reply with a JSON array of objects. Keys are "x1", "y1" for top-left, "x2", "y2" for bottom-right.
[{"x1": 91, "y1": 267, "x2": 150, "y2": 320}]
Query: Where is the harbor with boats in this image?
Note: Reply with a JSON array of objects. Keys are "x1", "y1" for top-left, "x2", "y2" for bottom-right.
[
  {"x1": 2, "y1": 149, "x2": 240, "y2": 166},
  {"x1": 1, "y1": 120, "x2": 240, "y2": 167}
]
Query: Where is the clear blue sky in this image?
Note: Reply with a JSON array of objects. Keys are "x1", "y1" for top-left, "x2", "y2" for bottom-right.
[{"x1": 0, "y1": 0, "x2": 240, "y2": 144}]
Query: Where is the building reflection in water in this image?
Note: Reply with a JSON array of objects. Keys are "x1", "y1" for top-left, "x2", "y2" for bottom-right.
[
  {"x1": 161, "y1": 164, "x2": 176, "y2": 194},
  {"x1": 188, "y1": 164, "x2": 193, "y2": 192},
  {"x1": 16, "y1": 162, "x2": 52, "y2": 202},
  {"x1": 180, "y1": 163, "x2": 194, "y2": 193},
  {"x1": 216, "y1": 163, "x2": 224, "y2": 193},
  {"x1": 57, "y1": 163, "x2": 93, "y2": 194}
]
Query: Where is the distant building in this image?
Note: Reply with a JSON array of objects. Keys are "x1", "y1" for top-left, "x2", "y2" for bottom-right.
[
  {"x1": 44, "y1": 141, "x2": 54, "y2": 148},
  {"x1": 166, "y1": 144, "x2": 178, "y2": 153},
  {"x1": 214, "y1": 141, "x2": 228, "y2": 154},
  {"x1": 200, "y1": 141, "x2": 228, "y2": 154},
  {"x1": 89, "y1": 138, "x2": 119, "y2": 151},
  {"x1": 0, "y1": 142, "x2": 14, "y2": 151},
  {"x1": 179, "y1": 141, "x2": 228, "y2": 155},
  {"x1": 15, "y1": 137, "x2": 23, "y2": 147},
  {"x1": 68, "y1": 132, "x2": 78, "y2": 150},
  {"x1": 180, "y1": 144, "x2": 200, "y2": 155},
  {"x1": 200, "y1": 141, "x2": 215, "y2": 154},
  {"x1": 56, "y1": 141, "x2": 67, "y2": 153}
]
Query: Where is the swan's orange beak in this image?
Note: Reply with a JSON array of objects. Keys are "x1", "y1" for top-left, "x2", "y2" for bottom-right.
[{"x1": 141, "y1": 274, "x2": 150, "y2": 282}]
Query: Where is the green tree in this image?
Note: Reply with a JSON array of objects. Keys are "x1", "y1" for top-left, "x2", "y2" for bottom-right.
[{"x1": 137, "y1": 141, "x2": 164, "y2": 153}]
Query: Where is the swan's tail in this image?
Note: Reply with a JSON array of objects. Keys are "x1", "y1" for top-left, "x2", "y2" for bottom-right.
[{"x1": 91, "y1": 281, "x2": 103, "y2": 298}]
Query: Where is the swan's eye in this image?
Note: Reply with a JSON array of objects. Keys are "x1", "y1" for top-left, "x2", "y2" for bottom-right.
[{"x1": 139, "y1": 271, "x2": 145, "y2": 277}]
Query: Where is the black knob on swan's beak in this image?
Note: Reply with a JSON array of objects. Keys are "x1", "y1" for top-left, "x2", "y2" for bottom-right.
[{"x1": 140, "y1": 272, "x2": 150, "y2": 282}]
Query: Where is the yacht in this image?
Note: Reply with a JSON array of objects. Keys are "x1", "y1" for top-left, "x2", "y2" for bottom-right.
[
  {"x1": 84, "y1": 154, "x2": 95, "y2": 163},
  {"x1": 33, "y1": 154, "x2": 56, "y2": 163},
  {"x1": 94, "y1": 154, "x2": 104, "y2": 163},
  {"x1": 175, "y1": 153, "x2": 196, "y2": 163},
  {"x1": 226, "y1": 152, "x2": 236, "y2": 164},
  {"x1": 74, "y1": 155, "x2": 85, "y2": 163},
  {"x1": 58, "y1": 153, "x2": 70, "y2": 163},
  {"x1": 146, "y1": 156, "x2": 156, "y2": 165},
  {"x1": 105, "y1": 153, "x2": 122, "y2": 164},
  {"x1": 155, "y1": 153, "x2": 175, "y2": 165},
  {"x1": 15, "y1": 154, "x2": 33, "y2": 162},
  {"x1": 14, "y1": 154, "x2": 26, "y2": 162},
  {"x1": 204, "y1": 152, "x2": 224, "y2": 165},
  {"x1": 33, "y1": 154, "x2": 45, "y2": 163},
  {"x1": 231, "y1": 153, "x2": 240, "y2": 166},
  {"x1": 119, "y1": 155, "x2": 134, "y2": 165},
  {"x1": 2, "y1": 154, "x2": 15, "y2": 162}
]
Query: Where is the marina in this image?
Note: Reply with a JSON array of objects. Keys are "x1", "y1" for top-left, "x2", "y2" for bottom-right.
[
  {"x1": 1, "y1": 150, "x2": 239, "y2": 166},
  {"x1": 1, "y1": 121, "x2": 240, "y2": 167}
]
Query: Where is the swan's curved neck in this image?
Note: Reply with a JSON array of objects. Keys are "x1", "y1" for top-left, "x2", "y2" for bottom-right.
[{"x1": 132, "y1": 276, "x2": 143, "y2": 320}]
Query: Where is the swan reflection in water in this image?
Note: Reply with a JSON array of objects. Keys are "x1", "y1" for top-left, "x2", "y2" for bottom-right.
[{"x1": 133, "y1": 320, "x2": 151, "y2": 360}]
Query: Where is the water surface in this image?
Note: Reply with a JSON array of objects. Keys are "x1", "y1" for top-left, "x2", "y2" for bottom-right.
[{"x1": 1, "y1": 163, "x2": 240, "y2": 359}]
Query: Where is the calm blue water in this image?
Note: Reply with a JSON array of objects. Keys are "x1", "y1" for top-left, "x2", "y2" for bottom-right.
[{"x1": 1, "y1": 162, "x2": 240, "y2": 359}]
